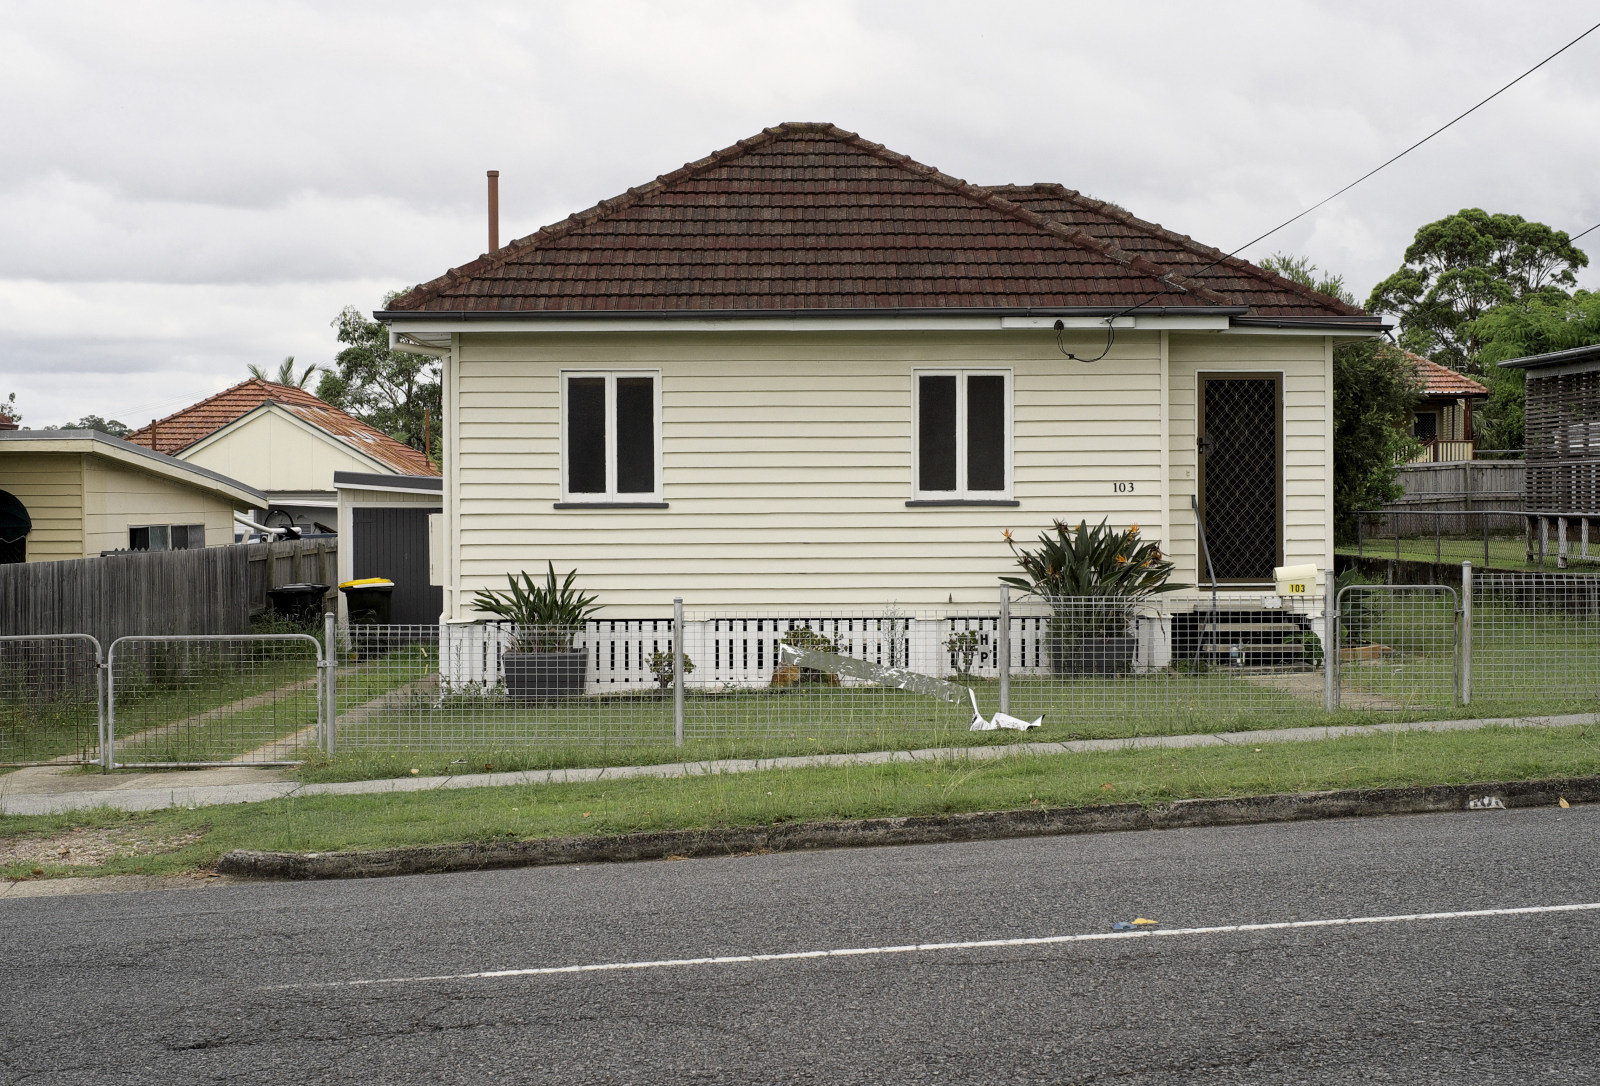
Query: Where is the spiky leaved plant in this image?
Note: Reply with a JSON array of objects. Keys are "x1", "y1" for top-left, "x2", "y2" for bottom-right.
[
  {"x1": 1001, "y1": 519, "x2": 1186, "y2": 640},
  {"x1": 470, "y1": 563, "x2": 601, "y2": 653}
]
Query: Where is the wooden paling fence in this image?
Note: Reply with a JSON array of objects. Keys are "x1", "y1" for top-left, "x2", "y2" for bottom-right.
[{"x1": 0, "y1": 538, "x2": 337, "y2": 646}]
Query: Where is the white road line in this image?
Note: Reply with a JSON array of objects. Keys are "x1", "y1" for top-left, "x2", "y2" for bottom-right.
[{"x1": 281, "y1": 901, "x2": 1600, "y2": 991}]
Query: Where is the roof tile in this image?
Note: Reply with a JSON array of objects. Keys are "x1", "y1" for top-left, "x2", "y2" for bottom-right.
[
  {"x1": 389, "y1": 123, "x2": 1345, "y2": 317},
  {"x1": 125, "y1": 379, "x2": 438, "y2": 476}
]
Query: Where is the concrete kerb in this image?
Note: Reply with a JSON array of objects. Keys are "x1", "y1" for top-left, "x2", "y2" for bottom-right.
[
  {"x1": 217, "y1": 774, "x2": 1600, "y2": 881},
  {"x1": 3, "y1": 711, "x2": 1596, "y2": 817}
]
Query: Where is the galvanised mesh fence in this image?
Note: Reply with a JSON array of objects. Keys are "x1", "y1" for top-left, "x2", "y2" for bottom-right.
[
  {"x1": 331, "y1": 598, "x2": 1337, "y2": 752},
  {"x1": 333, "y1": 622, "x2": 679, "y2": 750},
  {"x1": 1333, "y1": 585, "x2": 1460, "y2": 713},
  {"x1": 313, "y1": 575, "x2": 1600, "y2": 757},
  {"x1": 1472, "y1": 572, "x2": 1600, "y2": 711},
  {"x1": 1002, "y1": 594, "x2": 1330, "y2": 732},
  {"x1": 0, "y1": 634, "x2": 103, "y2": 767},
  {"x1": 107, "y1": 635, "x2": 323, "y2": 767},
  {"x1": 679, "y1": 609, "x2": 980, "y2": 745}
]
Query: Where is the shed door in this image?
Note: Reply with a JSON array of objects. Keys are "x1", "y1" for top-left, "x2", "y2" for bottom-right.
[
  {"x1": 1197, "y1": 374, "x2": 1282, "y2": 584},
  {"x1": 352, "y1": 506, "x2": 443, "y2": 625}
]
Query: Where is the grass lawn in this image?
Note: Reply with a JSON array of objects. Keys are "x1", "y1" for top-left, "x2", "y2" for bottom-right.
[
  {"x1": 1335, "y1": 535, "x2": 1600, "y2": 573},
  {"x1": 4, "y1": 723, "x2": 1596, "y2": 881},
  {"x1": 109, "y1": 651, "x2": 321, "y2": 765}
]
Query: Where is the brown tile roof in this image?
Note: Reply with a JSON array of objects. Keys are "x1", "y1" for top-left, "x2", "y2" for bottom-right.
[
  {"x1": 386, "y1": 123, "x2": 1362, "y2": 320},
  {"x1": 1405, "y1": 351, "x2": 1488, "y2": 398},
  {"x1": 984, "y1": 184, "x2": 1367, "y2": 318},
  {"x1": 125, "y1": 379, "x2": 438, "y2": 476}
]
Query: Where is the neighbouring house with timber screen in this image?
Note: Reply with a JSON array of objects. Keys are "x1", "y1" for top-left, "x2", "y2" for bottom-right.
[{"x1": 378, "y1": 122, "x2": 1383, "y2": 620}]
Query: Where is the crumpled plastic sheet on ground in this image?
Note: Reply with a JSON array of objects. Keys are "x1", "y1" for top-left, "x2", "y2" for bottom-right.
[
  {"x1": 772, "y1": 644, "x2": 1041, "y2": 731},
  {"x1": 966, "y1": 688, "x2": 1042, "y2": 732}
]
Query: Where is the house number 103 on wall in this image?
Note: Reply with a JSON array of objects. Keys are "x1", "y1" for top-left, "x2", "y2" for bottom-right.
[{"x1": 1112, "y1": 482, "x2": 1135, "y2": 493}]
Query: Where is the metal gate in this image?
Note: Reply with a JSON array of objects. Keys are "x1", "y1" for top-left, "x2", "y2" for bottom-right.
[
  {"x1": 0, "y1": 634, "x2": 104, "y2": 766},
  {"x1": 107, "y1": 634, "x2": 325, "y2": 768},
  {"x1": 1333, "y1": 584, "x2": 1460, "y2": 712}
]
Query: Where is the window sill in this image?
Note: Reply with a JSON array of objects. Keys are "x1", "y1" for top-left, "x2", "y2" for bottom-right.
[
  {"x1": 905, "y1": 499, "x2": 1020, "y2": 507},
  {"x1": 552, "y1": 501, "x2": 669, "y2": 509}
]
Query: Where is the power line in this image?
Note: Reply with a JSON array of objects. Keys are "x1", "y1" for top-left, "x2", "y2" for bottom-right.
[
  {"x1": 1573, "y1": 221, "x2": 1600, "y2": 244},
  {"x1": 1057, "y1": 18, "x2": 1600, "y2": 357},
  {"x1": 1217, "y1": 18, "x2": 1600, "y2": 266}
]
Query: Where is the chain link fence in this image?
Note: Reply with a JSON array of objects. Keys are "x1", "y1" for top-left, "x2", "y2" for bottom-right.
[
  {"x1": 106, "y1": 635, "x2": 324, "y2": 767},
  {"x1": 0, "y1": 634, "x2": 104, "y2": 766}
]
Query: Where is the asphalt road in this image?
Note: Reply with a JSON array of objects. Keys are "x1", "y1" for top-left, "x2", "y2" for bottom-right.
[{"x1": 5, "y1": 806, "x2": 1599, "y2": 1084}]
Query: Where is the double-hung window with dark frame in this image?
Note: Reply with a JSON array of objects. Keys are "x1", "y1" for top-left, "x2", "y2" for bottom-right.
[
  {"x1": 561, "y1": 370, "x2": 661, "y2": 503},
  {"x1": 913, "y1": 369, "x2": 1012, "y2": 500}
]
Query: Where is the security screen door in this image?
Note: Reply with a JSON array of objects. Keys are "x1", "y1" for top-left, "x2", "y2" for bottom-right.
[{"x1": 1197, "y1": 373, "x2": 1283, "y2": 584}]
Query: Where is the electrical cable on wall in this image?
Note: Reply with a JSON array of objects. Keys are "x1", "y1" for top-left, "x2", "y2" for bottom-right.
[{"x1": 1054, "y1": 18, "x2": 1600, "y2": 362}]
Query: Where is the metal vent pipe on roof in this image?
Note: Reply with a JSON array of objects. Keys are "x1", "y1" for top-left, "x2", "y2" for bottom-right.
[{"x1": 487, "y1": 170, "x2": 499, "y2": 253}]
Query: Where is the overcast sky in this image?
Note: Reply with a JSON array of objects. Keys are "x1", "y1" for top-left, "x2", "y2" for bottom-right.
[{"x1": 4, "y1": 0, "x2": 1598, "y2": 428}]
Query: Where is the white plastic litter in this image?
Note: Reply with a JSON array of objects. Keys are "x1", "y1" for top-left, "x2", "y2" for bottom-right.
[{"x1": 968, "y1": 689, "x2": 1042, "y2": 731}]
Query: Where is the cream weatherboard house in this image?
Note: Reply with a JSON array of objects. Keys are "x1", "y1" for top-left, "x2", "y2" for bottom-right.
[
  {"x1": 0, "y1": 427, "x2": 263, "y2": 562},
  {"x1": 380, "y1": 124, "x2": 1380, "y2": 649}
]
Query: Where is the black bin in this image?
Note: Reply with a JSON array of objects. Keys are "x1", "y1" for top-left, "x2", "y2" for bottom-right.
[
  {"x1": 266, "y1": 583, "x2": 331, "y2": 623},
  {"x1": 339, "y1": 579, "x2": 395, "y2": 625}
]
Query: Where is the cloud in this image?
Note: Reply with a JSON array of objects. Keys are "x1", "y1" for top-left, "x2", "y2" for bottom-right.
[{"x1": 3, "y1": 0, "x2": 1599, "y2": 426}]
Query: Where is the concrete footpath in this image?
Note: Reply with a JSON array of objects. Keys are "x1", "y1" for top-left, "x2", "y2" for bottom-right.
[{"x1": 2, "y1": 711, "x2": 1595, "y2": 818}]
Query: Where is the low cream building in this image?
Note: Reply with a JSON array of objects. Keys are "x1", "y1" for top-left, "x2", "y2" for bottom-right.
[
  {"x1": 126, "y1": 379, "x2": 437, "y2": 533},
  {"x1": 380, "y1": 123, "x2": 1384, "y2": 620},
  {"x1": 0, "y1": 429, "x2": 264, "y2": 563}
]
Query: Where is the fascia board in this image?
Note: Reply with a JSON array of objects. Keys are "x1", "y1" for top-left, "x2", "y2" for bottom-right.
[
  {"x1": 383, "y1": 312, "x2": 1250, "y2": 337},
  {"x1": 1224, "y1": 324, "x2": 1385, "y2": 337},
  {"x1": 331, "y1": 480, "x2": 444, "y2": 496},
  {"x1": 0, "y1": 435, "x2": 264, "y2": 506}
]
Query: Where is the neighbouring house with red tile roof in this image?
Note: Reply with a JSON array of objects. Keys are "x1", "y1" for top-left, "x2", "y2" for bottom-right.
[
  {"x1": 126, "y1": 379, "x2": 437, "y2": 532},
  {"x1": 380, "y1": 122, "x2": 1384, "y2": 633},
  {"x1": 1402, "y1": 352, "x2": 1489, "y2": 462}
]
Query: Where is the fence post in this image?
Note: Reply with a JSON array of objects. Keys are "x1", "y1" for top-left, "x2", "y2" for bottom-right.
[
  {"x1": 323, "y1": 611, "x2": 337, "y2": 755},
  {"x1": 997, "y1": 586, "x2": 1011, "y2": 716},
  {"x1": 96, "y1": 642, "x2": 110, "y2": 772},
  {"x1": 673, "y1": 596, "x2": 685, "y2": 747},
  {"x1": 103, "y1": 643, "x2": 116, "y2": 771},
  {"x1": 1460, "y1": 560, "x2": 1472, "y2": 706},
  {"x1": 1324, "y1": 597, "x2": 1336, "y2": 711},
  {"x1": 1558, "y1": 516, "x2": 1569, "y2": 569}
]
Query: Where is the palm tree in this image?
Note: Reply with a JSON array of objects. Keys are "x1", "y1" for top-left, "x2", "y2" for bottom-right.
[{"x1": 248, "y1": 356, "x2": 318, "y2": 387}]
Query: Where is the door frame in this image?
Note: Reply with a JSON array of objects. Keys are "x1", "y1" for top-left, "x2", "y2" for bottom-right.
[
  {"x1": 337, "y1": 498, "x2": 444, "y2": 623},
  {"x1": 1195, "y1": 370, "x2": 1285, "y2": 587}
]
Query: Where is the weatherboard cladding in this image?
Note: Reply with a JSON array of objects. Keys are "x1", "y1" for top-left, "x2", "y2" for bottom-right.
[{"x1": 387, "y1": 123, "x2": 1359, "y2": 318}]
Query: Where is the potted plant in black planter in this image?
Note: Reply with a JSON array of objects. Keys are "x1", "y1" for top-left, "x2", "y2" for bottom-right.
[
  {"x1": 1002, "y1": 519, "x2": 1185, "y2": 676},
  {"x1": 471, "y1": 563, "x2": 602, "y2": 699}
]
